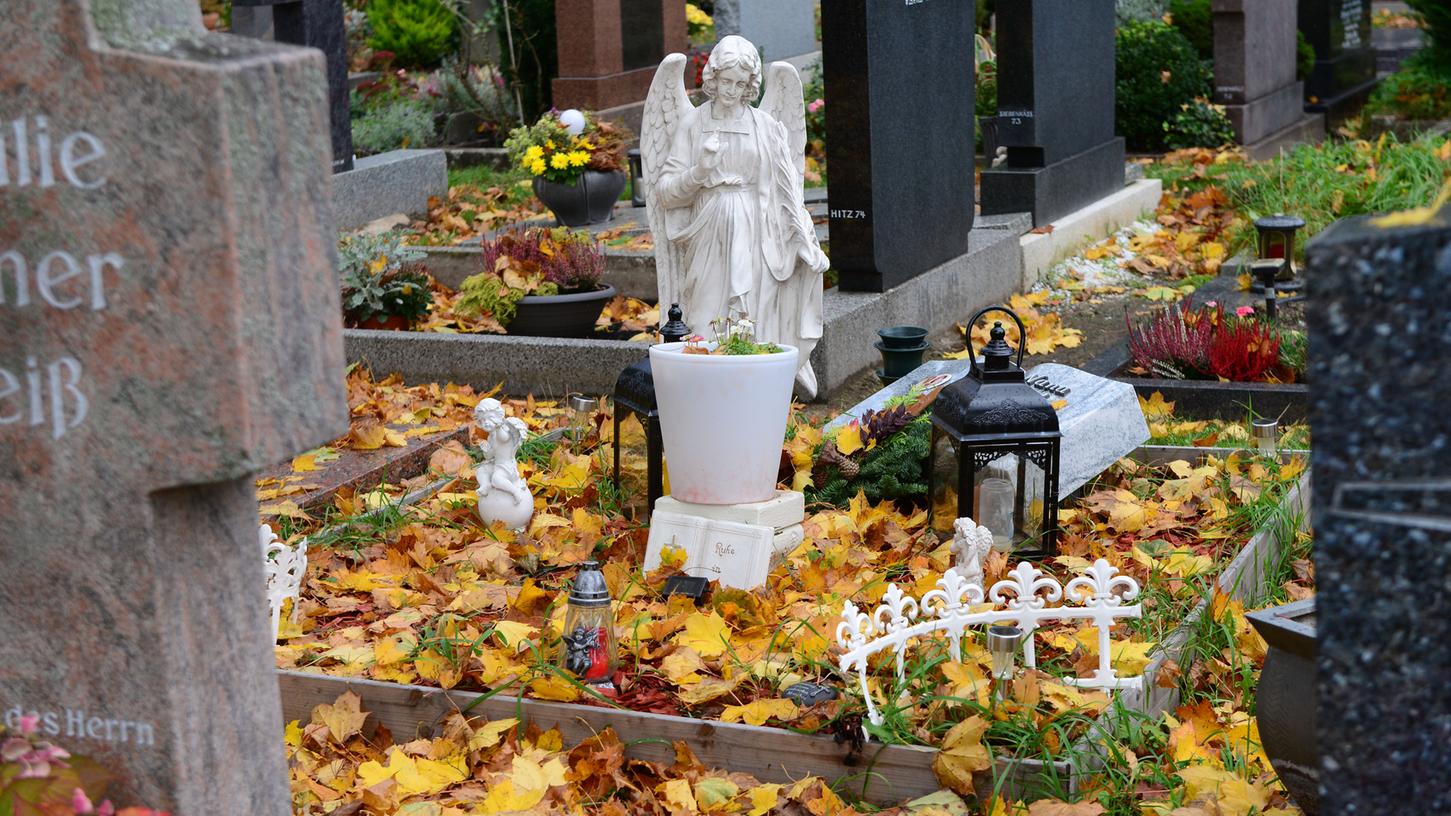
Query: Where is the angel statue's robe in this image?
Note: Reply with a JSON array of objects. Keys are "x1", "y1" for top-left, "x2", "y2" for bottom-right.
[{"x1": 655, "y1": 99, "x2": 829, "y2": 396}]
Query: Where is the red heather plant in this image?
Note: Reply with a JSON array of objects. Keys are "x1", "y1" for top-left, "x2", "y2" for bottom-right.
[
  {"x1": 1207, "y1": 317, "x2": 1281, "y2": 382},
  {"x1": 1128, "y1": 303, "x2": 1284, "y2": 382},
  {"x1": 481, "y1": 227, "x2": 605, "y2": 292},
  {"x1": 1127, "y1": 302, "x2": 1217, "y2": 379}
]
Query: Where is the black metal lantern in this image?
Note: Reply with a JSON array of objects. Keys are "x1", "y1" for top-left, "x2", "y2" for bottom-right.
[
  {"x1": 928, "y1": 307, "x2": 1061, "y2": 558},
  {"x1": 611, "y1": 304, "x2": 691, "y2": 515},
  {"x1": 1251, "y1": 214, "x2": 1306, "y2": 293},
  {"x1": 627, "y1": 148, "x2": 646, "y2": 208}
]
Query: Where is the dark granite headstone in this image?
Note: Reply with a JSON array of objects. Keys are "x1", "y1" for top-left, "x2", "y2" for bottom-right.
[
  {"x1": 978, "y1": 0, "x2": 1125, "y2": 227},
  {"x1": 1305, "y1": 208, "x2": 1451, "y2": 812},
  {"x1": 0, "y1": 0, "x2": 347, "y2": 811},
  {"x1": 234, "y1": 0, "x2": 354, "y2": 172},
  {"x1": 1213, "y1": 0, "x2": 1317, "y2": 147},
  {"x1": 621, "y1": 0, "x2": 667, "y2": 71},
  {"x1": 1297, "y1": 0, "x2": 1377, "y2": 119},
  {"x1": 821, "y1": 0, "x2": 975, "y2": 293}
]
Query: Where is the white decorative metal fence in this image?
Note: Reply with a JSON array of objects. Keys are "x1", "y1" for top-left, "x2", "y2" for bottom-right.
[
  {"x1": 835, "y1": 558, "x2": 1143, "y2": 730},
  {"x1": 260, "y1": 524, "x2": 308, "y2": 636}
]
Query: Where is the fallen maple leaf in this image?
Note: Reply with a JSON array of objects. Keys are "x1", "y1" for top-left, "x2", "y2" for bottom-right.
[{"x1": 932, "y1": 716, "x2": 991, "y2": 794}]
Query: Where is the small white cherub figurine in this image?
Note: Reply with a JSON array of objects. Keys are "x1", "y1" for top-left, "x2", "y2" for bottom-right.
[
  {"x1": 474, "y1": 398, "x2": 534, "y2": 530},
  {"x1": 951, "y1": 517, "x2": 995, "y2": 591}
]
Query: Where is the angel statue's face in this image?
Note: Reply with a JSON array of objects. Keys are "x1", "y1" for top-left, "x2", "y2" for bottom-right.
[{"x1": 713, "y1": 65, "x2": 751, "y2": 109}]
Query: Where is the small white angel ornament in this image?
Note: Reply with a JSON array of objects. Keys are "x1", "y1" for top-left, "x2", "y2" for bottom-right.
[
  {"x1": 474, "y1": 398, "x2": 534, "y2": 531},
  {"x1": 951, "y1": 517, "x2": 995, "y2": 592},
  {"x1": 642, "y1": 35, "x2": 830, "y2": 396}
]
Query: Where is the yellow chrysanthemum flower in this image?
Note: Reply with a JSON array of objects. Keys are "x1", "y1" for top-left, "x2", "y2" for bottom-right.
[
  {"x1": 545, "y1": 139, "x2": 556, "y2": 150},
  {"x1": 530, "y1": 158, "x2": 547, "y2": 175},
  {"x1": 567, "y1": 151, "x2": 589, "y2": 167},
  {"x1": 524, "y1": 144, "x2": 544, "y2": 162},
  {"x1": 550, "y1": 153, "x2": 570, "y2": 170}
]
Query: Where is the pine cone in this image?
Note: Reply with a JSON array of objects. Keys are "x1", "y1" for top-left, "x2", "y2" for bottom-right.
[{"x1": 815, "y1": 441, "x2": 861, "y2": 480}]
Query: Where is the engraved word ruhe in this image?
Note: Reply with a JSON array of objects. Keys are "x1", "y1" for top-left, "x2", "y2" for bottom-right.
[{"x1": 1, "y1": 114, "x2": 122, "y2": 439}]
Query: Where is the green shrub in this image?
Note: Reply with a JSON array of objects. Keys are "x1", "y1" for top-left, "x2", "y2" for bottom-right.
[
  {"x1": 1366, "y1": 54, "x2": 1451, "y2": 120},
  {"x1": 1116, "y1": 21, "x2": 1211, "y2": 152},
  {"x1": 494, "y1": 0, "x2": 557, "y2": 120},
  {"x1": 352, "y1": 98, "x2": 438, "y2": 155},
  {"x1": 1165, "y1": 99, "x2": 1237, "y2": 149},
  {"x1": 367, "y1": 0, "x2": 460, "y2": 69},
  {"x1": 338, "y1": 232, "x2": 433, "y2": 326},
  {"x1": 1168, "y1": 0, "x2": 1213, "y2": 60},
  {"x1": 1117, "y1": 0, "x2": 1167, "y2": 25},
  {"x1": 1406, "y1": 0, "x2": 1451, "y2": 66},
  {"x1": 977, "y1": 0, "x2": 995, "y2": 30},
  {"x1": 1296, "y1": 30, "x2": 1316, "y2": 81},
  {"x1": 976, "y1": 59, "x2": 998, "y2": 119}
]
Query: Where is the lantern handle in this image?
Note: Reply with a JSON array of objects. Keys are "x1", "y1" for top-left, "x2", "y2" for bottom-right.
[{"x1": 965, "y1": 306, "x2": 1027, "y2": 375}]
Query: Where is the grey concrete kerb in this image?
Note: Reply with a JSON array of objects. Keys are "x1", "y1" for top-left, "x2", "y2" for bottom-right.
[{"x1": 345, "y1": 330, "x2": 649, "y2": 397}]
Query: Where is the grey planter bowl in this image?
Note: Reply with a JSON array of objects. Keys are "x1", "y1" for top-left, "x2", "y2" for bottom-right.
[
  {"x1": 534, "y1": 171, "x2": 626, "y2": 226},
  {"x1": 509, "y1": 284, "x2": 617, "y2": 338}
]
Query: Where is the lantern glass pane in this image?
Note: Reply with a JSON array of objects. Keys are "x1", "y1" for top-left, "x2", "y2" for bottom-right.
[{"x1": 1015, "y1": 455, "x2": 1047, "y2": 547}]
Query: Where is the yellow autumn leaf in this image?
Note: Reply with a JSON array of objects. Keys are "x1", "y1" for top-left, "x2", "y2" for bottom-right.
[
  {"x1": 492, "y1": 620, "x2": 537, "y2": 648},
  {"x1": 835, "y1": 422, "x2": 864, "y2": 456},
  {"x1": 661, "y1": 544, "x2": 689, "y2": 569},
  {"x1": 931, "y1": 716, "x2": 991, "y2": 794},
  {"x1": 283, "y1": 719, "x2": 303, "y2": 748},
  {"x1": 1176, "y1": 764, "x2": 1270, "y2": 816},
  {"x1": 660, "y1": 648, "x2": 708, "y2": 686},
  {"x1": 720, "y1": 698, "x2": 798, "y2": 726},
  {"x1": 468, "y1": 718, "x2": 518, "y2": 752},
  {"x1": 395, "y1": 755, "x2": 468, "y2": 797},
  {"x1": 313, "y1": 691, "x2": 368, "y2": 744},
  {"x1": 1162, "y1": 548, "x2": 1214, "y2": 577},
  {"x1": 291, "y1": 452, "x2": 318, "y2": 472},
  {"x1": 529, "y1": 674, "x2": 581, "y2": 702},
  {"x1": 1138, "y1": 391, "x2": 1175, "y2": 418},
  {"x1": 748, "y1": 783, "x2": 781, "y2": 816},
  {"x1": 659, "y1": 778, "x2": 699, "y2": 813},
  {"x1": 479, "y1": 779, "x2": 546, "y2": 814},
  {"x1": 676, "y1": 676, "x2": 742, "y2": 705},
  {"x1": 674, "y1": 611, "x2": 732, "y2": 657},
  {"x1": 350, "y1": 423, "x2": 388, "y2": 450}
]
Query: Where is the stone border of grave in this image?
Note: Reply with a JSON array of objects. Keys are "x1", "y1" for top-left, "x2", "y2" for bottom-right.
[
  {"x1": 351, "y1": 221, "x2": 1027, "y2": 399},
  {"x1": 271, "y1": 446, "x2": 1309, "y2": 805},
  {"x1": 1084, "y1": 343, "x2": 1309, "y2": 422}
]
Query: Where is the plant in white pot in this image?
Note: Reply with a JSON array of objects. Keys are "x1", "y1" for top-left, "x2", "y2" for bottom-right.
[
  {"x1": 505, "y1": 109, "x2": 631, "y2": 226},
  {"x1": 649, "y1": 320, "x2": 798, "y2": 505}
]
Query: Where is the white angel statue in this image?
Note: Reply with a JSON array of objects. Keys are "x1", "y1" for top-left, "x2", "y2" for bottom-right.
[
  {"x1": 951, "y1": 517, "x2": 995, "y2": 592},
  {"x1": 642, "y1": 35, "x2": 831, "y2": 396},
  {"x1": 474, "y1": 398, "x2": 534, "y2": 531}
]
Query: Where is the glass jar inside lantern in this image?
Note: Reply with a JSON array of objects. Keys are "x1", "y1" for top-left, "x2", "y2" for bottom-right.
[{"x1": 559, "y1": 561, "x2": 617, "y2": 686}]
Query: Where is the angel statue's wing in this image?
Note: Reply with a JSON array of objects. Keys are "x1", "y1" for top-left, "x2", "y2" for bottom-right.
[
  {"x1": 758, "y1": 61, "x2": 807, "y2": 176},
  {"x1": 641, "y1": 53, "x2": 693, "y2": 321}
]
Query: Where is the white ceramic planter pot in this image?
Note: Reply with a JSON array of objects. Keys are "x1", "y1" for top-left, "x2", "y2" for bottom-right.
[{"x1": 649, "y1": 342, "x2": 799, "y2": 505}]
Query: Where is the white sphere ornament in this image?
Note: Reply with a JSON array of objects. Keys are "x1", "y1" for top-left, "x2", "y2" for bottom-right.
[{"x1": 559, "y1": 108, "x2": 587, "y2": 136}]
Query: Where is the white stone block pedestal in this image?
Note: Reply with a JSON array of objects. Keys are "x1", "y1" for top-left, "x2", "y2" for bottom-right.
[{"x1": 644, "y1": 491, "x2": 806, "y2": 589}]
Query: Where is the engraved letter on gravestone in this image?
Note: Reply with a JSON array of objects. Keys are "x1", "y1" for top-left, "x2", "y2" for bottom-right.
[{"x1": 0, "y1": 1, "x2": 347, "y2": 812}]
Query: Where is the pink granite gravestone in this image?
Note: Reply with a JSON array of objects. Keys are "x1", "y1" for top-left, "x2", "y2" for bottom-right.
[{"x1": 0, "y1": 0, "x2": 347, "y2": 811}]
